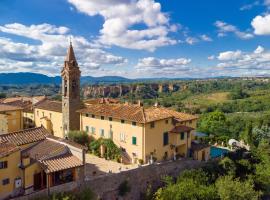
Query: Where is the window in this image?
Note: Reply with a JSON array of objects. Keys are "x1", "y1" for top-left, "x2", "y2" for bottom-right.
[
  {"x1": 37, "y1": 111, "x2": 39, "y2": 117},
  {"x1": 120, "y1": 133, "x2": 126, "y2": 142},
  {"x1": 121, "y1": 119, "x2": 125, "y2": 124},
  {"x1": 132, "y1": 136, "x2": 137, "y2": 145},
  {"x1": 180, "y1": 132, "x2": 185, "y2": 140},
  {"x1": 49, "y1": 113, "x2": 52, "y2": 119},
  {"x1": 100, "y1": 129, "x2": 104, "y2": 137},
  {"x1": 132, "y1": 122, "x2": 136, "y2": 126},
  {"x1": 42, "y1": 112, "x2": 44, "y2": 117},
  {"x1": 109, "y1": 117, "x2": 112, "y2": 121},
  {"x1": 0, "y1": 161, "x2": 8, "y2": 169},
  {"x1": 2, "y1": 178, "x2": 9, "y2": 185},
  {"x1": 187, "y1": 131, "x2": 190, "y2": 138},
  {"x1": 86, "y1": 113, "x2": 89, "y2": 117},
  {"x1": 150, "y1": 122, "x2": 155, "y2": 128},
  {"x1": 101, "y1": 116, "x2": 104, "y2": 120},
  {"x1": 189, "y1": 120, "x2": 192, "y2": 124},
  {"x1": 91, "y1": 114, "x2": 95, "y2": 118},
  {"x1": 163, "y1": 132, "x2": 169, "y2": 146},
  {"x1": 91, "y1": 127, "x2": 96, "y2": 134},
  {"x1": 165, "y1": 119, "x2": 169, "y2": 124},
  {"x1": 64, "y1": 79, "x2": 67, "y2": 97},
  {"x1": 85, "y1": 126, "x2": 89, "y2": 132}
]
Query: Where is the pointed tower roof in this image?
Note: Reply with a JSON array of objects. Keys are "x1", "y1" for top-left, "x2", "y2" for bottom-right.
[{"x1": 65, "y1": 42, "x2": 77, "y2": 62}]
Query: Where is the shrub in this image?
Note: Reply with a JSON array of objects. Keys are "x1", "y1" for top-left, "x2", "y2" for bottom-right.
[
  {"x1": 33, "y1": 188, "x2": 95, "y2": 200},
  {"x1": 89, "y1": 138, "x2": 121, "y2": 160},
  {"x1": 68, "y1": 131, "x2": 89, "y2": 146}
]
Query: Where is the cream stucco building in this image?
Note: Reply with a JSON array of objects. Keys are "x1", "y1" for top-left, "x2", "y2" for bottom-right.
[
  {"x1": 0, "y1": 104, "x2": 23, "y2": 134},
  {"x1": 78, "y1": 103, "x2": 202, "y2": 164}
]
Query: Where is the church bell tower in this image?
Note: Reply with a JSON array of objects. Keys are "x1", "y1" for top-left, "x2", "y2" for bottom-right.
[{"x1": 61, "y1": 42, "x2": 81, "y2": 137}]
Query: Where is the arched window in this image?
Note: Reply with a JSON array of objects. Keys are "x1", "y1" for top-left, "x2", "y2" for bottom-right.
[{"x1": 64, "y1": 79, "x2": 67, "y2": 97}]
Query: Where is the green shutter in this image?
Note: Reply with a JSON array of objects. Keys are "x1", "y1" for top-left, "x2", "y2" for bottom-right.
[{"x1": 132, "y1": 136, "x2": 137, "y2": 145}]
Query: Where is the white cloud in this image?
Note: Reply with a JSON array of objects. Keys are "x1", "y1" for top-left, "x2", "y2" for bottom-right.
[
  {"x1": 135, "y1": 57, "x2": 192, "y2": 76},
  {"x1": 251, "y1": 14, "x2": 270, "y2": 35},
  {"x1": 215, "y1": 20, "x2": 254, "y2": 39},
  {"x1": 215, "y1": 46, "x2": 270, "y2": 75},
  {"x1": 185, "y1": 37, "x2": 198, "y2": 45},
  {"x1": 217, "y1": 50, "x2": 242, "y2": 61},
  {"x1": 0, "y1": 23, "x2": 127, "y2": 76},
  {"x1": 67, "y1": 0, "x2": 178, "y2": 51},
  {"x1": 240, "y1": 1, "x2": 260, "y2": 11},
  {"x1": 208, "y1": 55, "x2": 215, "y2": 60},
  {"x1": 254, "y1": 45, "x2": 264, "y2": 54},
  {"x1": 200, "y1": 34, "x2": 213, "y2": 42}
]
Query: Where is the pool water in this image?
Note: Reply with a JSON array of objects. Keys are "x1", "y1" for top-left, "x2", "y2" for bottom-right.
[{"x1": 210, "y1": 146, "x2": 229, "y2": 158}]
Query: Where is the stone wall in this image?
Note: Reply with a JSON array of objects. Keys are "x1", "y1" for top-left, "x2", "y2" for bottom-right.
[
  {"x1": 13, "y1": 159, "x2": 206, "y2": 200},
  {"x1": 85, "y1": 159, "x2": 204, "y2": 200}
]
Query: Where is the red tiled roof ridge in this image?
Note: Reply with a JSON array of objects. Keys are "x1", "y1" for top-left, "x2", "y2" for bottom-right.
[
  {"x1": 78, "y1": 103, "x2": 197, "y2": 123},
  {"x1": 0, "y1": 126, "x2": 50, "y2": 146}
]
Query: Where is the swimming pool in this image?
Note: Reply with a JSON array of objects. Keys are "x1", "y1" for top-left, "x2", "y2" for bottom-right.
[{"x1": 210, "y1": 146, "x2": 229, "y2": 158}]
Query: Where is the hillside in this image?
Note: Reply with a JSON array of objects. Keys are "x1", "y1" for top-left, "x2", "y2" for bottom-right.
[{"x1": 0, "y1": 73, "x2": 132, "y2": 85}]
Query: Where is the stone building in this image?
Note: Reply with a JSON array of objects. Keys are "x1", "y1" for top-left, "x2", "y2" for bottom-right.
[{"x1": 61, "y1": 42, "x2": 81, "y2": 137}]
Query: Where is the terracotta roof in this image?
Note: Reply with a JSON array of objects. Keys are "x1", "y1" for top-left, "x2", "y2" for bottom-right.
[
  {"x1": 84, "y1": 98, "x2": 120, "y2": 105},
  {"x1": 191, "y1": 142, "x2": 210, "y2": 151},
  {"x1": 22, "y1": 139, "x2": 68, "y2": 160},
  {"x1": 0, "y1": 103, "x2": 23, "y2": 112},
  {"x1": 78, "y1": 103, "x2": 146, "y2": 123},
  {"x1": 170, "y1": 125, "x2": 194, "y2": 133},
  {"x1": 161, "y1": 108, "x2": 198, "y2": 122},
  {"x1": 78, "y1": 104, "x2": 197, "y2": 123},
  {"x1": 41, "y1": 154, "x2": 83, "y2": 173},
  {"x1": 0, "y1": 127, "x2": 50, "y2": 146},
  {"x1": 5, "y1": 100, "x2": 33, "y2": 111},
  {"x1": 0, "y1": 141, "x2": 20, "y2": 158},
  {"x1": 1, "y1": 96, "x2": 46, "y2": 104},
  {"x1": 35, "y1": 99, "x2": 62, "y2": 113},
  {"x1": 22, "y1": 138, "x2": 83, "y2": 173}
]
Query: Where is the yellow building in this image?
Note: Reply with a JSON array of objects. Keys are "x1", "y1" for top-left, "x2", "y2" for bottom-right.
[
  {"x1": 78, "y1": 103, "x2": 206, "y2": 164},
  {"x1": 0, "y1": 104, "x2": 23, "y2": 134},
  {"x1": 0, "y1": 96, "x2": 46, "y2": 129},
  {"x1": 0, "y1": 127, "x2": 86, "y2": 199},
  {"x1": 191, "y1": 142, "x2": 211, "y2": 161},
  {"x1": 0, "y1": 141, "x2": 21, "y2": 199},
  {"x1": 34, "y1": 100, "x2": 63, "y2": 138}
]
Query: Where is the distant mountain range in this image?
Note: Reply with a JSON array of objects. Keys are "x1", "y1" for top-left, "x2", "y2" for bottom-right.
[
  {"x1": 0, "y1": 72, "x2": 236, "y2": 85},
  {"x1": 0, "y1": 73, "x2": 133, "y2": 85}
]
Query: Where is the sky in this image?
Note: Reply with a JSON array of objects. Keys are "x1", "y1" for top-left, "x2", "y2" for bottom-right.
[{"x1": 0, "y1": 0, "x2": 270, "y2": 78}]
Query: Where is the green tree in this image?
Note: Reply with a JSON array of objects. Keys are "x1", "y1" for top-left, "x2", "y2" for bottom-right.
[
  {"x1": 155, "y1": 170, "x2": 218, "y2": 200},
  {"x1": 219, "y1": 157, "x2": 236, "y2": 177},
  {"x1": 216, "y1": 176, "x2": 260, "y2": 200},
  {"x1": 68, "y1": 130, "x2": 89, "y2": 146},
  {"x1": 0, "y1": 92, "x2": 6, "y2": 99},
  {"x1": 229, "y1": 88, "x2": 249, "y2": 100},
  {"x1": 254, "y1": 139, "x2": 270, "y2": 195},
  {"x1": 198, "y1": 111, "x2": 228, "y2": 136}
]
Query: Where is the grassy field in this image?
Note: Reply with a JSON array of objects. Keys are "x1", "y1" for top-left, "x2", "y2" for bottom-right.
[{"x1": 182, "y1": 92, "x2": 230, "y2": 110}]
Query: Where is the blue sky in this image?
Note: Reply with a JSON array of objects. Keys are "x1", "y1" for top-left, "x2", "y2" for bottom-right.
[{"x1": 0, "y1": 0, "x2": 270, "y2": 78}]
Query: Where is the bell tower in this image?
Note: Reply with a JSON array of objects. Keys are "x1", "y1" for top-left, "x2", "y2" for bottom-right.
[{"x1": 61, "y1": 42, "x2": 81, "y2": 137}]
